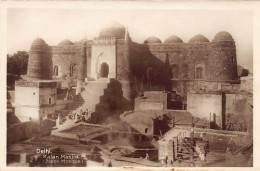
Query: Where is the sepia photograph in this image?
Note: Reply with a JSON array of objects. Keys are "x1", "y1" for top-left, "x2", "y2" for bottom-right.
[{"x1": 5, "y1": 7, "x2": 253, "y2": 168}]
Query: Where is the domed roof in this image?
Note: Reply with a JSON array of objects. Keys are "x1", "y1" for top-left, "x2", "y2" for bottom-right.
[
  {"x1": 144, "y1": 36, "x2": 162, "y2": 44},
  {"x1": 213, "y1": 31, "x2": 234, "y2": 42},
  {"x1": 58, "y1": 39, "x2": 74, "y2": 46},
  {"x1": 31, "y1": 37, "x2": 46, "y2": 46},
  {"x1": 99, "y1": 21, "x2": 126, "y2": 39},
  {"x1": 189, "y1": 34, "x2": 209, "y2": 43},
  {"x1": 164, "y1": 35, "x2": 183, "y2": 43}
]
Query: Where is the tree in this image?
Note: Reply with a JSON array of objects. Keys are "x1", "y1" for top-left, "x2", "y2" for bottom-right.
[
  {"x1": 241, "y1": 69, "x2": 249, "y2": 77},
  {"x1": 7, "y1": 51, "x2": 29, "y2": 76}
]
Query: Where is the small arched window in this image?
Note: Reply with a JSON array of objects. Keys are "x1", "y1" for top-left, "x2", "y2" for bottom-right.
[
  {"x1": 53, "y1": 65, "x2": 58, "y2": 76},
  {"x1": 70, "y1": 64, "x2": 77, "y2": 77}
]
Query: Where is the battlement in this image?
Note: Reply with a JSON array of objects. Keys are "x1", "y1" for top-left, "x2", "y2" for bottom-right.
[{"x1": 93, "y1": 36, "x2": 116, "y2": 45}]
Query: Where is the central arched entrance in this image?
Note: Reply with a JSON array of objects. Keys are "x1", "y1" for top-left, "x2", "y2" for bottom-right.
[{"x1": 100, "y1": 62, "x2": 109, "y2": 78}]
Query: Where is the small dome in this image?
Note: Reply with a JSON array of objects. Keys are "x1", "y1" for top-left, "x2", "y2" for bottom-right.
[
  {"x1": 164, "y1": 35, "x2": 183, "y2": 43},
  {"x1": 99, "y1": 21, "x2": 126, "y2": 39},
  {"x1": 213, "y1": 31, "x2": 234, "y2": 42},
  {"x1": 31, "y1": 37, "x2": 46, "y2": 46},
  {"x1": 189, "y1": 34, "x2": 209, "y2": 43},
  {"x1": 144, "y1": 36, "x2": 162, "y2": 44},
  {"x1": 59, "y1": 39, "x2": 74, "y2": 46}
]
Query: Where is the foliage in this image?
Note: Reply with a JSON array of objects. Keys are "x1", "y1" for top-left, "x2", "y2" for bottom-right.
[
  {"x1": 7, "y1": 51, "x2": 29, "y2": 76},
  {"x1": 241, "y1": 69, "x2": 249, "y2": 77}
]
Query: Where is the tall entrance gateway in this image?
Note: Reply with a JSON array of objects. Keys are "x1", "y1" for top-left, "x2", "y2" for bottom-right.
[{"x1": 100, "y1": 62, "x2": 109, "y2": 78}]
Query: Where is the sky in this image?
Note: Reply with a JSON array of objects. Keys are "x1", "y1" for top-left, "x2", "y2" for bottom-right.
[{"x1": 7, "y1": 8, "x2": 253, "y2": 72}]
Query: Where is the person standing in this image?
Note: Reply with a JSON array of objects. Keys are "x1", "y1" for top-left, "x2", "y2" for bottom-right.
[{"x1": 145, "y1": 151, "x2": 149, "y2": 160}]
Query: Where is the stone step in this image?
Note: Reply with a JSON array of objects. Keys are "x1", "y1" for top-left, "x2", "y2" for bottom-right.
[
  {"x1": 73, "y1": 96, "x2": 85, "y2": 100},
  {"x1": 73, "y1": 98, "x2": 85, "y2": 101},
  {"x1": 70, "y1": 103, "x2": 84, "y2": 106},
  {"x1": 70, "y1": 101, "x2": 84, "y2": 104},
  {"x1": 62, "y1": 80, "x2": 111, "y2": 121}
]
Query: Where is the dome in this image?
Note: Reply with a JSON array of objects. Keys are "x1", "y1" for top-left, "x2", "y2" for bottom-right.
[
  {"x1": 189, "y1": 34, "x2": 209, "y2": 43},
  {"x1": 213, "y1": 31, "x2": 234, "y2": 42},
  {"x1": 144, "y1": 36, "x2": 162, "y2": 44},
  {"x1": 31, "y1": 37, "x2": 46, "y2": 46},
  {"x1": 58, "y1": 39, "x2": 74, "y2": 46},
  {"x1": 164, "y1": 35, "x2": 183, "y2": 43},
  {"x1": 99, "y1": 21, "x2": 126, "y2": 39}
]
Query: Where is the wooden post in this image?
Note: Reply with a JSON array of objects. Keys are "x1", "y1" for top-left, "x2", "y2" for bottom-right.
[
  {"x1": 190, "y1": 118, "x2": 194, "y2": 166},
  {"x1": 173, "y1": 137, "x2": 178, "y2": 161},
  {"x1": 190, "y1": 130, "x2": 194, "y2": 166},
  {"x1": 209, "y1": 112, "x2": 211, "y2": 128},
  {"x1": 20, "y1": 153, "x2": 27, "y2": 164},
  {"x1": 172, "y1": 115, "x2": 175, "y2": 128}
]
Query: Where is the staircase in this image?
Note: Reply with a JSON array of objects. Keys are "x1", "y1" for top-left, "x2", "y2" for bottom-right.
[
  {"x1": 63, "y1": 79, "x2": 109, "y2": 114},
  {"x1": 80, "y1": 79, "x2": 110, "y2": 112},
  {"x1": 68, "y1": 94, "x2": 85, "y2": 110},
  {"x1": 56, "y1": 78, "x2": 124, "y2": 130},
  {"x1": 56, "y1": 79, "x2": 111, "y2": 129}
]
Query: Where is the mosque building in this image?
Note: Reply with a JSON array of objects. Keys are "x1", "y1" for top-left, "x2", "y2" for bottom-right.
[
  {"x1": 14, "y1": 21, "x2": 239, "y2": 122},
  {"x1": 51, "y1": 21, "x2": 238, "y2": 105}
]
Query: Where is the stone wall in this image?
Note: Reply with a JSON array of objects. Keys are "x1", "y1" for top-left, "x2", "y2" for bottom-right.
[
  {"x1": 135, "y1": 98, "x2": 164, "y2": 111},
  {"x1": 7, "y1": 121, "x2": 37, "y2": 144},
  {"x1": 134, "y1": 91, "x2": 169, "y2": 111},
  {"x1": 15, "y1": 81, "x2": 57, "y2": 122},
  {"x1": 116, "y1": 40, "x2": 125, "y2": 80},
  {"x1": 39, "y1": 87, "x2": 57, "y2": 106},
  {"x1": 186, "y1": 92, "x2": 253, "y2": 131},
  {"x1": 240, "y1": 76, "x2": 253, "y2": 93},
  {"x1": 116, "y1": 39, "x2": 132, "y2": 101},
  {"x1": 187, "y1": 93, "x2": 223, "y2": 128},
  {"x1": 225, "y1": 93, "x2": 253, "y2": 132},
  {"x1": 52, "y1": 45, "x2": 81, "y2": 78},
  {"x1": 120, "y1": 111, "x2": 154, "y2": 136},
  {"x1": 49, "y1": 36, "x2": 237, "y2": 96},
  {"x1": 51, "y1": 44, "x2": 91, "y2": 79},
  {"x1": 137, "y1": 41, "x2": 237, "y2": 81},
  {"x1": 130, "y1": 40, "x2": 238, "y2": 102}
]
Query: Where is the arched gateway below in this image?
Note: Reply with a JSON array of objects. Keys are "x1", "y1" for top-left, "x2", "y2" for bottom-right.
[{"x1": 100, "y1": 62, "x2": 109, "y2": 78}]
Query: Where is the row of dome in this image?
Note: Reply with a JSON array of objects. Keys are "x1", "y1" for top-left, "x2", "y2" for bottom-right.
[
  {"x1": 32, "y1": 32, "x2": 233, "y2": 47},
  {"x1": 31, "y1": 21, "x2": 234, "y2": 46},
  {"x1": 99, "y1": 21, "x2": 234, "y2": 43},
  {"x1": 144, "y1": 32, "x2": 234, "y2": 44}
]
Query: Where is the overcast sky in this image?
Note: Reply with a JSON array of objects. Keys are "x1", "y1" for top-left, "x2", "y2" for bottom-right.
[{"x1": 7, "y1": 9, "x2": 253, "y2": 72}]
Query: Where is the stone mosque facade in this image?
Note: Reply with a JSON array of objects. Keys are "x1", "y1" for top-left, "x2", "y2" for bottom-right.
[
  {"x1": 15, "y1": 21, "x2": 239, "y2": 122},
  {"x1": 51, "y1": 21, "x2": 238, "y2": 104}
]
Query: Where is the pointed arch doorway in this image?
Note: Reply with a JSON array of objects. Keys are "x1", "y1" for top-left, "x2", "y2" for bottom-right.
[{"x1": 100, "y1": 62, "x2": 109, "y2": 78}]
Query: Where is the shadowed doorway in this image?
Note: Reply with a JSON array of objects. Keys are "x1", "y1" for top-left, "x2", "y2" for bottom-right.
[{"x1": 100, "y1": 62, "x2": 109, "y2": 78}]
